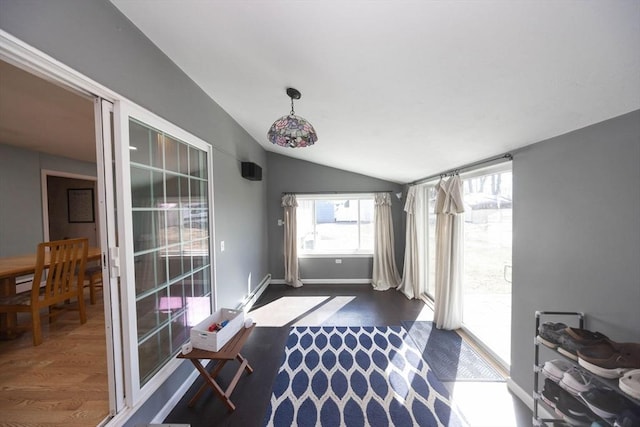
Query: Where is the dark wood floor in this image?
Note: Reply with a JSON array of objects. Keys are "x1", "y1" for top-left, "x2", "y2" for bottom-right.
[{"x1": 163, "y1": 284, "x2": 532, "y2": 427}]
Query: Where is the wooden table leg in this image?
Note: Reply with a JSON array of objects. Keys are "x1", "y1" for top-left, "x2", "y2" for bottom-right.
[
  {"x1": 187, "y1": 359, "x2": 231, "y2": 409},
  {"x1": 236, "y1": 353, "x2": 253, "y2": 374},
  {"x1": 0, "y1": 276, "x2": 19, "y2": 340},
  {"x1": 186, "y1": 353, "x2": 254, "y2": 412}
]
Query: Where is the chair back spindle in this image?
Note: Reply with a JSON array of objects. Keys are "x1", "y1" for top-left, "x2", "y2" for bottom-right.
[{"x1": 0, "y1": 238, "x2": 89, "y2": 345}]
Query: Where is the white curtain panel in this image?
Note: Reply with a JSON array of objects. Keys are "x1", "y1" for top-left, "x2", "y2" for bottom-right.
[
  {"x1": 282, "y1": 194, "x2": 303, "y2": 288},
  {"x1": 397, "y1": 186, "x2": 419, "y2": 299},
  {"x1": 398, "y1": 185, "x2": 429, "y2": 300},
  {"x1": 433, "y1": 176, "x2": 465, "y2": 330},
  {"x1": 371, "y1": 193, "x2": 401, "y2": 291}
]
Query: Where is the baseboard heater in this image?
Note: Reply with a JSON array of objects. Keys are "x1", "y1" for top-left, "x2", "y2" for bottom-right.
[
  {"x1": 237, "y1": 274, "x2": 271, "y2": 313},
  {"x1": 270, "y1": 278, "x2": 372, "y2": 285}
]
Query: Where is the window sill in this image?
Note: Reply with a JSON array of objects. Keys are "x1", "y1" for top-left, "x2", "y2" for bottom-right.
[{"x1": 298, "y1": 253, "x2": 373, "y2": 259}]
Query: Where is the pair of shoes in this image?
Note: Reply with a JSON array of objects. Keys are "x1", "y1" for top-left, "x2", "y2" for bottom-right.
[
  {"x1": 542, "y1": 377, "x2": 595, "y2": 426},
  {"x1": 560, "y1": 367, "x2": 597, "y2": 397},
  {"x1": 619, "y1": 369, "x2": 640, "y2": 400},
  {"x1": 543, "y1": 358, "x2": 574, "y2": 382},
  {"x1": 538, "y1": 322, "x2": 568, "y2": 348},
  {"x1": 578, "y1": 342, "x2": 640, "y2": 379},
  {"x1": 580, "y1": 388, "x2": 638, "y2": 419},
  {"x1": 556, "y1": 385, "x2": 596, "y2": 426},
  {"x1": 558, "y1": 328, "x2": 610, "y2": 361},
  {"x1": 538, "y1": 323, "x2": 610, "y2": 360}
]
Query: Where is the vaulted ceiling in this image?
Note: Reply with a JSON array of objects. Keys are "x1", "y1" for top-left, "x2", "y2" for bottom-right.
[
  {"x1": 110, "y1": 0, "x2": 640, "y2": 183},
  {"x1": 1, "y1": 2, "x2": 638, "y2": 184}
]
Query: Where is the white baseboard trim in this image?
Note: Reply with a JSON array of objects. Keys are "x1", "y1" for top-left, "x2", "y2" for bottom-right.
[
  {"x1": 506, "y1": 378, "x2": 553, "y2": 419},
  {"x1": 237, "y1": 274, "x2": 271, "y2": 313},
  {"x1": 150, "y1": 367, "x2": 201, "y2": 423},
  {"x1": 270, "y1": 278, "x2": 372, "y2": 285},
  {"x1": 506, "y1": 378, "x2": 532, "y2": 410}
]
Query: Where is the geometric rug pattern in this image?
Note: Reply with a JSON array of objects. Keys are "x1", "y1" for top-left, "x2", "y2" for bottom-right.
[
  {"x1": 262, "y1": 326, "x2": 468, "y2": 427},
  {"x1": 402, "y1": 321, "x2": 504, "y2": 382}
]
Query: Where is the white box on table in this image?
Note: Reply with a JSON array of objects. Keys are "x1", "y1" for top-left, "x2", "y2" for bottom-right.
[{"x1": 190, "y1": 308, "x2": 244, "y2": 352}]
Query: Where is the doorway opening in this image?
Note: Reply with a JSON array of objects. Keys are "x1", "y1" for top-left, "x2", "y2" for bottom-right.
[{"x1": 0, "y1": 58, "x2": 112, "y2": 426}]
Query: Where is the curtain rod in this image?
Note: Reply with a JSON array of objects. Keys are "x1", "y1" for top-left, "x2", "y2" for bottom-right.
[
  {"x1": 281, "y1": 190, "x2": 392, "y2": 195},
  {"x1": 409, "y1": 153, "x2": 513, "y2": 186}
]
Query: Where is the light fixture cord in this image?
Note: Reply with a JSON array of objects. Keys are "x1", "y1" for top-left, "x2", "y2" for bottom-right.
[{"x1": 290, "y1": 97, "x2": 295, "y2": 115}]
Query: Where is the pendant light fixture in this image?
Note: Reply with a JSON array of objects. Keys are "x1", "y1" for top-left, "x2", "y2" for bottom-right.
[{"x1": 267, "y1": 87, "x2": 318, "y2": 148}]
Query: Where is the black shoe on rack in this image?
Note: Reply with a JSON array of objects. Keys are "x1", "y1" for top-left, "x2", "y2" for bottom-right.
[
  {"x1": 556, "y1": 386, "x2": 595, "y2": 426},
  {"x1": 580, "y1": 388, "x2": 637, "y2": 420},
  {"x1": 542, "y1": 377, "x2": 563, "y2": 408},
  {"x1": 538, "y1": 322, "x2": 568, "y2": 349},
  {"x1": 614, "y1": 409, "x2": 640, "y2": 427}
]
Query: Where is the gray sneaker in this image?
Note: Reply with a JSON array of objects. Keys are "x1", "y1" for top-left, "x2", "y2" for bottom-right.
[
  {"x1": 559, "y1": 367, "x2": 597, "y2": 396},
  {"x1": 538, "y1": 322, "x2": 568, "y2": 349},
  {"x1": 542, "y1": 358, "x2": 574, "y2": 382}
]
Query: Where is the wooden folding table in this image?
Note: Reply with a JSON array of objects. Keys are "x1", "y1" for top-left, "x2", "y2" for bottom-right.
[{"x1": 177, "y1": 323, "x2": 255, "y2": 411}]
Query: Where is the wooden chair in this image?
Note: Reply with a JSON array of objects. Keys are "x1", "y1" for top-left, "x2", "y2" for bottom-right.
[
  {"x1": 85, "y1": 264, "x2": 103, "y2": 305},
  {"x1": 0, "y1": 238, "x2": 88, "y2": 346}
]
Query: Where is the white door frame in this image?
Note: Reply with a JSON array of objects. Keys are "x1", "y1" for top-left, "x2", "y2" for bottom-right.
[
  {"x1": 113, "y1": 99, "x2": 217, "y2": 406},
  {"x1": 0, "y1": 29, "x2": 217, "y2": 425},
  {"x1": 0, "y1": 30, "x2": 125, "y2": 424}
]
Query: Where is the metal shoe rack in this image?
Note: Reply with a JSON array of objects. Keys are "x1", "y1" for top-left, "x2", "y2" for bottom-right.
[
  {"x1": 533, "y1": 310, "x2": 584, "y2": 426},
  {"x1": 533, "y1": 310, "x2": 640, "y2": 426}
]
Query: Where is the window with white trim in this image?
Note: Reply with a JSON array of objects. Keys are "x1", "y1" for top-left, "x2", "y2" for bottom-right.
[{"x1": 297, "y1": 194, "x2": 374, "y2": 256}]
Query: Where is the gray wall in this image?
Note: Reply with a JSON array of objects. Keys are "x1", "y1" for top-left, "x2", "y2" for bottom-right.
[
  {"x1": 0, "y1": 143, "x2": 97, "y2": 256},
  {"x1": 266, "y1": 152, "x2": 405, "y2": 281},
  {"x1": 1, "y1": 1, "x2": 268, "y2": 425},
  {"x1": 511, "y1": 110, "x2": 640, "y2": 395},
  {"x1": 47, "y1": 176, "x2": 99, "y2": 247},
  {"x1": 4, "y1": 1, "x2": 639, "y2": 423}
]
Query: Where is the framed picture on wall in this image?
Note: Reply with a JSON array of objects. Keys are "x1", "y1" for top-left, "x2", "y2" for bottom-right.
[{"x1": 68, "y1": 188, "x2": 95, "y2": 223}]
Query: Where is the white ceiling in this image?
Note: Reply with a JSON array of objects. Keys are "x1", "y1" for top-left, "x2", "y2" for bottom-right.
[
  {"x1": 0, "y1": 60, "x2": 96, "y2": 162},
  {"x1": 1, "y1": 2, "x2": 638, "y2": 184},
  {"x1": 110, "y1": 0, "x2": 640, "y2": 183}
]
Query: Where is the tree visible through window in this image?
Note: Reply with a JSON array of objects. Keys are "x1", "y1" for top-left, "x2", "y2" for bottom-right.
[{"x1": 422, "y1": 165, "x2": 512, "y2": 366}]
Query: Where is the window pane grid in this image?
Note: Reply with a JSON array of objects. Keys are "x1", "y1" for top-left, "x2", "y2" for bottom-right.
[{"x1": 129, "y1": 119, "x2": 212, "y2": 388}]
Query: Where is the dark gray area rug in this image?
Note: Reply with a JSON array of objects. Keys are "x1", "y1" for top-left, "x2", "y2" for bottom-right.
[{"x1": 401, "y1": 321, "x2": 504, "y2": 382}]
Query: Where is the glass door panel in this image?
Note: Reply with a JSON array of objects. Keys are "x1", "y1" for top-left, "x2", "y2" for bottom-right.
[
  {"x1": 128, "y1": 118, "x2": 212, "y2": 386},
  {"x1": 462, "y1": 169, "x2": 512, "y2": 366},
  {"x1": 114, "y1": 102, "x2": 214, "y2": 404}
]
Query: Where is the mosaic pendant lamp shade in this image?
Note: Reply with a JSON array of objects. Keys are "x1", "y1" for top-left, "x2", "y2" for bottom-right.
[{"x1": 267, "y1": 87, "x2": 318, "y2": 148}]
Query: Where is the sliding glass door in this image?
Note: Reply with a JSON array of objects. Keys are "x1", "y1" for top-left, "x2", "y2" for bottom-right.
[
  {"x1": 461, "y1": 166, "x2": 512, "y2": 366},
  {"x1": 113, "y1": 101, "x2": 215, "y2": 405},
  {"x1": 420, "y1": 164, "x2": 512, "y2": 367}
]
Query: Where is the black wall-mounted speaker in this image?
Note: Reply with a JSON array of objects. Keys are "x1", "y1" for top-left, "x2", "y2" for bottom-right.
[{"x1": 241, "y1": 162, "x2": 262, "y2": 181}]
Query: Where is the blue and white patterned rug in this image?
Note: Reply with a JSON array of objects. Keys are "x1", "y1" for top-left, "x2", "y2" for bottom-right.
[{"x1": 263, "y1": 326, "x2": 467, "y2": 427}]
